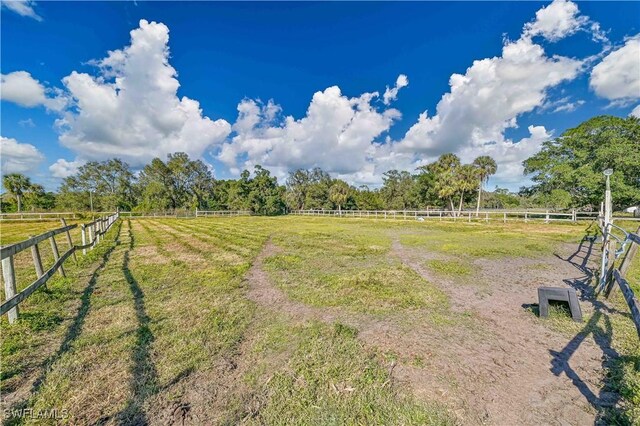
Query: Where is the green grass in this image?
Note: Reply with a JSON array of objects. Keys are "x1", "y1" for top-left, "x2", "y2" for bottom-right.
[
  {"x1": 243, "y1": 316, "x2": 454, "y2": 425},
  {"x1": 264, "y1": 219, "x2": 452, "y2": 317},
  {"x1": 525, "y1": 222, "x2": 640, "y2": 424},
  {"x1": 1, "y1": 217, "x2": 457, "y2": 424},
  {"x1": 607, "y1": 237, "x2": 640, "y2": 425},
  {"x1": 426, "y1": 259, "x2": 473, "y2": 277},
  {"x1": 400, "y1": 222, "x2": 584, "y2": 259},
  {"x1": 3, "y1": 216, "x2": 632, "y2": 424}
]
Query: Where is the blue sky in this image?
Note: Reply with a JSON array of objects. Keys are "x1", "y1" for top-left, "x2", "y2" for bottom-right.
[{"x1": 1, "y1": 0, "x2": 639, "y2": 191}]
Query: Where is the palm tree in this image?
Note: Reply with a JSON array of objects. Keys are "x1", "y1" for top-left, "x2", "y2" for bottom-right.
[
  {"x1": 457, "y1": 164, "x2": 479, "y2": 215},
  {"x1": 2, "y1": 173, "x2": 32, "y2": 212},
  {"x1": 473, "y1": 156, "x2": 497, "y2": 216},
  {"x1": 329, "y1": 180, "x2": 350, "y2": 214},
  {"x1": 430, "y1": 153, "x2": 461, "y2": 215}
]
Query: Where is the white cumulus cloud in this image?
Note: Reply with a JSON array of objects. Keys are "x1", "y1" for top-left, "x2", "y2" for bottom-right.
[
  {"x1": 0, "y1": 136, "x2": 45, "y2": 174},
  {"x1": 1, "y1": 0, "x2": 42, "y2": 21},
  {"x1": 0, "y1": 1, "x2": 616, "y2": 191},
  {"x1": 48, "y1": 158, "x2": 85, "y2": 179},
  {"x1": 590, "y1": 35, "x2": 640, "y2": 103},
  {"x1": 1, "y1": 71, "x2": 67, "y2": 110},
  {"x1": 56, "y1": 19, "x2": 231, "y2": 166},
  {"x1": 523, "y1": 0, "x2": 605, "y2": 42},
  {"x1": 218, "y1": 85, "x2": 402, "y2": 177},
  {"x1": 457, "y1": 125, "x2": 552, "y2": 188},
  {"x1": 1, "y1": 71, "x2": 46, "y2": 107},
  {"x1": 397, "y1": 37, "x2": 580, "y2": 155},
  {"x1": 383, "y1": 74, "x2": 409, "y2": 105},
  {"x1": 390, "y1": 0, "x2": 591, "y2": 189}
]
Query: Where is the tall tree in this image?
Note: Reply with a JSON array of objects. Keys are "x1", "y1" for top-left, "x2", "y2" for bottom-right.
[
  {"x1": 381, "y1": 170, "x2": 415, "y2": 210},
  {"x1": 524, "y1": 116, "x2": 640, "y2": 209},
  {"x1": 59, "y1": 159, "x2": 135, "y2": 211},
  {"x1": 456, "y1": 164, "x2": 479, "y2": 214},
  {"x1": 286, "y1": 169, "x2": 311, "y2": 210},
  {"x1": 248, "y1": 165, "x2": 285, "y2": 215},
  {"x1": 329, "y1": 180, "x2": 350, "y2": 213},
  {"x1": 138, "y1": 158, "x2": 174, "y2": 210},
  {"x1": 304, "y1": 168, "x2": 333, "y2": 210},
  {"x1": 473, "y1": 156, "x2": 497, "y2": 215},
  {"x1": 354, "y1": 186, "x2": 384, "y2": 210},
  {"x1": 2, "y1": 173, "x2": 33, "y2": 212},
  {"x1": 138, "y1": 153, "x2": 214, "y2": 210},
  {"x1": 427, "y1": 153, "x2": 462, "y2": 215}
]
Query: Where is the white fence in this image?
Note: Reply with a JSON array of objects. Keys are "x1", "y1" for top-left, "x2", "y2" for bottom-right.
[
  {"x1": 195, "y1": 210, "x2": 251, "y2": 217},
  {"x1": 290, "y1": 209, "x2": 611, "y2": 223},
  {"x1": 0, "y1": 212, "x2": 80, "y2": 221}
]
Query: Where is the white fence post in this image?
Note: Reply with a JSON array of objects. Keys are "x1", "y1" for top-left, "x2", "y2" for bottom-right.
[
  {"x1": 81, "y1": 225, "x2": 87, "y2": 255},
  {"x1": 2, "y1": 256, "x2": 19, "y2": 323}
]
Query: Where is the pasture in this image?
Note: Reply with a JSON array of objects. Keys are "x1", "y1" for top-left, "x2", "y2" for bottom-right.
[{"x1": 1, "y1": 217, "x2": 639, "y2": 425}]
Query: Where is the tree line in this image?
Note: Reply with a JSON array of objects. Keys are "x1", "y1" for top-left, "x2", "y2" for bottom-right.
[{"x1": 2, "y1": 115, "x2": 638, "y2": 214}]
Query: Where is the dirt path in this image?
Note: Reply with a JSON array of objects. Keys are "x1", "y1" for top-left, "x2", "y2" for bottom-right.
[
  {"x1": 388, "y1": 238, "x2": 618, "y2": 425},
  {"x1": 245, "y1": 237, "x2": 620, "y2": 425}
]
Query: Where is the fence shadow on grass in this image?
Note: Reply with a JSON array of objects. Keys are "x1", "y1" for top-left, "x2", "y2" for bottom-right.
[
  {"x1": 548, "y1": 232, "x2": 627, "y2": 422},
  {"x1": 115, "y1": 222, "x2": 159, "y2": 425},
  {"x1": 3, "y1": 221, "x2": 124, "y2": 425}
]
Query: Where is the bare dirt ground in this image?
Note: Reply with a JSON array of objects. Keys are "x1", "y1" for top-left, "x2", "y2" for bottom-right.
[{"x1": 245, "y1": 236, "x2": 621, "y2": 425}]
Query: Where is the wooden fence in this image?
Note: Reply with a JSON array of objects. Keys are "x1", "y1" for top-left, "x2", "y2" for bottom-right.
[
  {"x1": 605, "y1": 227, "x2": 640, "y2": 338},
  {"x1": 289, "y1": 209, "x2": 614, "y2": 223},
  {"x1": 195, "y1": 210, "x2": 252, "y2": 217},
  {"x1": 0, "y1": 212, "x2": 80, "y2": 221},
  {"x1": 119, "y1": 211, "x2": 194, "y2": 219},
  {"x1": 1, "y1": 213, "x2": 119, "y2": 324}
]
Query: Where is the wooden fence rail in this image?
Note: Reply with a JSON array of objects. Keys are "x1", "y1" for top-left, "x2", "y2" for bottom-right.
[
  {"x1": 605, "y1": 227, "x2": 640, "y2": 339},
  {"x1": 289, "y1": 209, "x2": 613, "y2": 223},
  {"x1": 195, "y1": 210, "x2": 252, "y2": 217},
  {"x1": 0, "y1": 212, "x2": 119, "y2": 323},
  {"x1": 613, "y1": 270, "x2": 640, "y2": 338},
  {"x1": 0, "y1": 212, "x2": 80, "y2": 221}
]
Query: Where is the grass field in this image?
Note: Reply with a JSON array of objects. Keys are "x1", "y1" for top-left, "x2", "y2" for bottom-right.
[{"x1": 1, "y1": 217, "x2": 639, "y2": 425}]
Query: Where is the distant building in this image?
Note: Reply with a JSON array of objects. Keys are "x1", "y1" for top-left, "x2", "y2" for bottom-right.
[{"x1": 624, "y1": 205, "x2": 639, "y2": 216}]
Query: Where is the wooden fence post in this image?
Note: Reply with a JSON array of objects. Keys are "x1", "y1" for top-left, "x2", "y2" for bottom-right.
[
  {"x1": 545, "y1": 210, "x2": 549, "y2": 224},
  {"x1": 2, "y1": 256, "x2": 19, "y2": 323},
  {"x1": 60, "y1": 218, "x2": 77, "y2": 262},
  {"x1": 81, "y1": 225, "x2": 87, "y2": 255},
  {"x1": 89, "y1": 224, "x2": 95, "y2": 249},
  {"x1": 503, "y1": 212, "x2": 507, "y2": 223},
  {"x1": 50, "y1": 236, "x2": 66, "y2": 277},
  {"x1": 609, "y1": 227, "x2": 640, "y2": 297},
  {"x1": 30, "y1": 242, "x2": 44, "y2": 278},
  {"x1": 620, "y1": 227, "x2": 640, "y2": 278}
]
